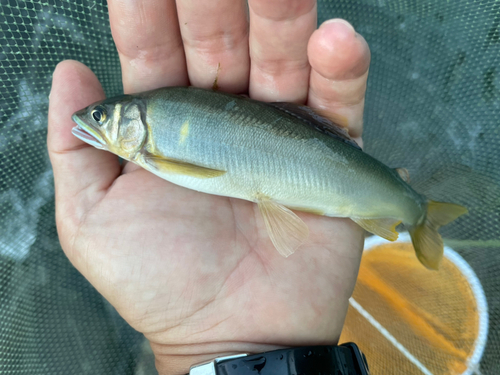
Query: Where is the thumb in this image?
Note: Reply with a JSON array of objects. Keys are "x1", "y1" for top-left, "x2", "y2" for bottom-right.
[{"x1": 47, "y1": 60, "x2": 121, "y2": 240}]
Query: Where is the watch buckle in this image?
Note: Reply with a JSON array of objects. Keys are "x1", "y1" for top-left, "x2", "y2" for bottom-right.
[{"x1": 189, "y1": 353, "x2": 248, "y2": 375}]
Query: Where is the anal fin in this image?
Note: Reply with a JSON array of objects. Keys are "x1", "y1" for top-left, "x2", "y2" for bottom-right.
[
  {"x1": 352, "y1": 217, "x2": 401, "y2": 241},
  {"x1": 257, "y1": 198, "x2": 309, "y2": 257}
]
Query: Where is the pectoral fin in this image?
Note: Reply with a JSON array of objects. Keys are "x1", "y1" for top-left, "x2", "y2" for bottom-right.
[
  {"x1": 144, "y1": 154, "x2": 225, "y2": 179},
  {"x1": 352, "y1": 218, "x2": 401, "y2": 241},
  {"x1": 257, "y1": 198, "x2": 309, "y2": 257}
]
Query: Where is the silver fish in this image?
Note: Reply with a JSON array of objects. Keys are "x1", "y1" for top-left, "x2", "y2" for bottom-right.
[{"x1": 72, "y1": 87, "x2": 467, "y2": 269}]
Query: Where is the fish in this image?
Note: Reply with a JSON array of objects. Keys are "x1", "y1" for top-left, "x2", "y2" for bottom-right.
[{"x1": 71, "y1": 86, "x2": 467, "y2": 270}]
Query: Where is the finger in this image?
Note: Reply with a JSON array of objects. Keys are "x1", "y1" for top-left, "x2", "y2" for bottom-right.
[
  {"x1": 248, "y1": 0, "x2": 316, "y2": 103},
  {"x1": 47, "y1": 60, "x2": 121, "y2": 229},
  {"x1": 176, "y1": 0, "x2": 249, "y2": 93},
  {"x1": 107, "y1": 0, "x2": 189, "y2": 93},
  {"x1": 307, "y1": 19, "x2": 371, "y2": 138}
]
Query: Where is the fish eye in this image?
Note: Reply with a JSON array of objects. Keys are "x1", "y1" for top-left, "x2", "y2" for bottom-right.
[{"x1": 91, "y1": 106, "x2": 107, "y2": 125}]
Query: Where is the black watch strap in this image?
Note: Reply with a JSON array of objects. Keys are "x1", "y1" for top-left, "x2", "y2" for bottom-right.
[{"x1": 189, "y1": 343, "x2": 370, "y2": 375}]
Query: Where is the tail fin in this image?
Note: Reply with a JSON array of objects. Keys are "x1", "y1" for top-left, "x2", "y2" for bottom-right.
[{"x1": 410, "y1": 201, "x2": 468, "y2": 270}]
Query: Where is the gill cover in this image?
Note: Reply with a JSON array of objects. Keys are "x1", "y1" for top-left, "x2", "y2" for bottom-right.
[{"x1": 117, "y1": 102, "x2": 147, "y2": 156}]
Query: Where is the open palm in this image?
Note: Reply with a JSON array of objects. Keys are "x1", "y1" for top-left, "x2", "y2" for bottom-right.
[{"x1": 48, "y1": 1, "x2": 371, "y2": 374}]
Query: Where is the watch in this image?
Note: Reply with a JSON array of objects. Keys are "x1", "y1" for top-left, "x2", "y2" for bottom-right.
[{"x1": 188, "y1": 342, "x2": 370, "y2": 375}]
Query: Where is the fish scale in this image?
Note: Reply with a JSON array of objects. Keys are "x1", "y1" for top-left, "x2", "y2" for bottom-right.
[{"x1": 71, "y1": 86, "x2": 467, "y2": 269}]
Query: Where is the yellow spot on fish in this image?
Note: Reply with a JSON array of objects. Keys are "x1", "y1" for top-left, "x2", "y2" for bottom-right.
[{"x1": 179, "y1": 120, "x2": 189, "y2": 145}]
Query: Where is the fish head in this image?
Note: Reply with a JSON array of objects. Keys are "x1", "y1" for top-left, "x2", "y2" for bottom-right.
[{"x1": 71, "y1": 96, "x2": 147, "y2": 160}]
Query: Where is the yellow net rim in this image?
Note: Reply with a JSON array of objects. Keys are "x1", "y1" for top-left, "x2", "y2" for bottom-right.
[{"x1": 350, "y1": 233, "x2": 490, "y2": 375}]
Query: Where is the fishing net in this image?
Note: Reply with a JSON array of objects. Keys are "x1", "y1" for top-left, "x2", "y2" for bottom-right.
[
  {"x1": 0, "y1": 0, "x2": 498, "y2": 374},
  {"x1": 340, "y1": 235, "x2": 489, "y2": 374}
]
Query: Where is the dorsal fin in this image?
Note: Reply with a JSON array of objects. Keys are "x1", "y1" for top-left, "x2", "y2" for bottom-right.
[
  {"x1": 395, "y1": 168, "x2": 410, "y2": 182},
  {"x1": 268, "y1": 102, "x2": 361, "y2": 150}
]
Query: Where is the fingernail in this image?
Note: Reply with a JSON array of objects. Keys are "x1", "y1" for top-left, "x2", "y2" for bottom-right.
[{"x1": 321, "y1": 18, "x2": 356, "y2": 34}]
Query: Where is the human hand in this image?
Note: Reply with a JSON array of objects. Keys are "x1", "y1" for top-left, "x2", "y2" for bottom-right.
[{"x1": 47, "y1": 1, "x2": 371, "y2": 374}]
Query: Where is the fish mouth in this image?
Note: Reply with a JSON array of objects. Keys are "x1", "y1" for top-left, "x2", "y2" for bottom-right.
[{"x1": 71, "y1": 114, "x2": 106, "y2": 150}]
